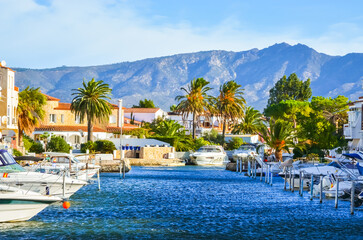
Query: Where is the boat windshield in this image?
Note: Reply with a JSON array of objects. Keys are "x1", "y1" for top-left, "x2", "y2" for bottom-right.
[
  {"x1": 72, "y1": 157, "x2": 80, "y2": 163},
  {"x1": 0, "y1": 151, "x2": 26, "y2": 173},
  {"x1": 198, "y1": 147, "x2": 221, "y2": 153},
  {"x1": 238, "y1": 146, "x2": 255, "y2": 151}
]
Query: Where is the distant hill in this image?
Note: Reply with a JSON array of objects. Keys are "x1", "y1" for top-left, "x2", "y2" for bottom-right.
[{"x1": 14, "y1": 43, "x2": 363, "y2": 111}]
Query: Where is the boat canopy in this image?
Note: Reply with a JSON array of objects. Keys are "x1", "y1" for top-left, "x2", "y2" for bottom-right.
[
  {"x1": 342, "y1": 152, "x2": 363, "y2": 160},
  {"x1": 0, "y1": 150, "x2": 26, "y2": 173}
]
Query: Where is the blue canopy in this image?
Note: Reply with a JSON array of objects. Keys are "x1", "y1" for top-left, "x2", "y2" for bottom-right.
[{"x1": 342, "y1": 153, "x2": 363, "y2": 160}]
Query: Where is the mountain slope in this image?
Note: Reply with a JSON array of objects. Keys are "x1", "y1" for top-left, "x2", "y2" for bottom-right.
[{"x1": 14, "y1": 43, "x2": 363, "y2": 111}]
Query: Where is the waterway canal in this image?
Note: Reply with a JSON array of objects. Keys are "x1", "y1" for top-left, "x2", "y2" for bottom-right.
[{"x1": 1, "y1": 166, "x2": 363, "y2": 239}]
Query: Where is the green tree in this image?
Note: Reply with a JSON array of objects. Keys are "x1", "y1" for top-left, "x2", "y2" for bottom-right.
[
  {"x1": 215, "y1": 80, "x2": 246, "y2": 144},
  {"x1": 175, "y1": 78, "x2": 213, "y2": 139},
  {"x1": 264, "y1": 100, "x2": 312, "y2": 128},
  {"x1": 29, "y1": 142, "x2": 44, "y2": 154},
  {"x1": 232, "y1": 106, "x2": 263, "y2": 134},
  {"x1": 95, "y1": 140, "x2": 116, "y2": 153},
  {"x1": 266, "y1": 73, "x2": 311, "y2": 109},
  {"x1": 132, "y1": 99, "x2": 156, "y2": 108},
  {"x1": 170, "y1": 104, "x2": 177, "y2": 112},
  {"x1": 258, "y1": 120, "x2": 295, "y2": 162},
  {"x1": 71, "y1": 78, "x2": 112, "y2": 141},
  {"x1": 17, "y1": 87, "x2": 47, "y2": 146},
  {"x1": 47, "y1": 136, "x2": 71, "y2": 153},
  {"x1": 151, "y1": 119, "x2": 185, "y2": 137},
  {"x1": 226, "y1": 137, "x2": 244, "y2": 150},
  {"x1": 39, "y1": 132, "x2": 50, "y2": 151},
  {"x1": 310, "y1": 95, "x2": 349, "y2": 133}
]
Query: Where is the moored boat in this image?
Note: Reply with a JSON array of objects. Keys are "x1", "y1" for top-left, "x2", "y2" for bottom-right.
[{"x1": 190, "y1": 145, "x2": 228, "y2": 165}]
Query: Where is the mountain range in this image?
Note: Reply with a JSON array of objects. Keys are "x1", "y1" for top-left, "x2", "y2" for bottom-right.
[{"x1": 13, "y1": 43, "x2": 363, "y2": 111}]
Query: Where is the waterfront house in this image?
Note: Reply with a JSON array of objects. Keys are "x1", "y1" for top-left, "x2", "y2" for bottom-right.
[
  {"x1": 344, "y1": 96, "x2": 363, "y2": 151},
  {"x1": 0, "y1": 60, "x2": 18, "y2": 149},
  {"x1": 123, "y1": 108, "x2": 168, "y2": 123},
  {"x1": 33, "y1": 94, "x2": 139, "y2": 149}
]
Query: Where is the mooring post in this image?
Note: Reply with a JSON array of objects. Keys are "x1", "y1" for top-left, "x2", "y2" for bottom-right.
[
  {"x1": 97, "y1": 169, "x2": 101, "y2": 191},
  {"x1": 335, "y1": 178, "x2": 339, "y2": 209},
  {"x1": 319, "y1": 175, "x2": 323, "y2": 203},
  {"x1": 260, "y1": 163, "x2": 263, "y2": 181},
  {"x1": 265, "y1": 164, "x2": 268, "y2": 183},
  {"x1": 350, "y1": 181, "x2": 355, "y2": 215},
  {"x1": 291, "y1": 171, "x2": 295, "y2": 192},
  {"x1": 241, "y1": 158, "x2": 244, "y2": 172},
  {"x1": 62, "y1": 170, "x2": 66, "y2": 198},
  {"x1": 301, "y1": 173, "x2": 304, "y2": 197},
  {"x1": 122, "y1": 160, "x2": 126, "y2": 179},
  {"x1": 289, "y1": 167, "x2": 292, "y2": 191},
  {"x1": 236, "y1": 159, "x2": 239, "y2": 173},
  {"x1": 299, "y1": 171, "x2": 302, "y2": 195},
  {"x1": 284, "y1": 168, "x2": 287, "y2": 190},
  {"x1": 254, "y1": 161, "x2": 257, "y2": 179},
  {"x1": 270, "y1": 166, "x2": 273, "y2": 186},
  {"x1": 310, "y1": 174, "x2": 314, "y2": 200}
]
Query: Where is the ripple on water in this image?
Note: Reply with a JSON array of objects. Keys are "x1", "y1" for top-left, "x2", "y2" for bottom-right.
[{"x1": 1, "y1": 166, "x2": 363, "y2": 239}]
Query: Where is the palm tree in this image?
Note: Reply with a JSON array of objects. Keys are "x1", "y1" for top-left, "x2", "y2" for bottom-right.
[
  {"x1": 17, "y1": 87, "x2": 47, "y2": 146},
  {"x1": 232, "y1": 106, "x2": 263, "y2": 134},
  {"x1": 258, "y1": 120, "x2": 294, "y2": 162},
  {"x1": 215, "y1": 80, "x2": 246, "y2": 144},
  {"x1": 71, "y1": 78, "x2": 112, "y2": 142},
  {"x1": 175, "y1": 78, "x2": 213, "y2": 139},
  {"x1": 152, "y1": 119, "x2": 185, "y2": 137}
]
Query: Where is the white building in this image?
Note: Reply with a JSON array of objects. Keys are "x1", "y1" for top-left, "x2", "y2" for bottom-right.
[
  {"x1": 124, "y1": 108, "x2": 167, "y2": 123},
  {"x1": 343, "y1": 96, "x2": 363, "y2": 151},
  {"x1": 0, "y1": 60, "x2": 18, "y2": 149}
]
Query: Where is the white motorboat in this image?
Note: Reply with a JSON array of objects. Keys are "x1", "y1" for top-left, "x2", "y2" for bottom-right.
[
  {"x1": 0, "y1": 150, "x2": 87, "y2": 198},
  {"x1": 232, "y1": 144, "x2": 257, "y2": 162},
  {"x1": 0, "y1": 185, "x2": 61, "y2": 222},
  {"x1": 190, "y1": 145, "x2": 228, "y2": 165}
]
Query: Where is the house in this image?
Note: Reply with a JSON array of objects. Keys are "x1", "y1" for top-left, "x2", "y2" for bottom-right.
[
  {"x1": 167, "y1": 112, "x2": 222, "y2": 137},
  {"x1": 343, "y1": 96, "x2": 363, "y2": 151},
  {"x1": 33, "y1": 94, "x2": 139, "y2": 149},
  {"x1": 123, "y1": 108, "x2": 167, "y2": 123},
  {"x1": 0, "y1": 60, "x2": 18, "y2": 149}
]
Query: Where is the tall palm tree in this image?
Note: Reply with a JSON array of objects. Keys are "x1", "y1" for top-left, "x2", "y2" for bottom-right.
[
  {"x1": 175, "y1": 78, "x2": 213, "y2": 139},
  {"x1": 17, "y1": 87, "x2": 47, "y2": 146},
  {"x1": 258, "y1": 120, "x2": 294, "y2": 162},
  {"x1": 215, "y1": 80, "x2": 246, "y2": 144},
  {"x1": 71, "y1": 78, "x2": 112, "y2": 142},
  {"x1": 232, "y1": 106, "x2": 263, "y2": 134}
]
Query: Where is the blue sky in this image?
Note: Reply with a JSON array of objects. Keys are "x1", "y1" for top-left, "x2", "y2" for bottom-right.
[{"x1": 0, "y1": 0, "x2": 362, "y2": 68}]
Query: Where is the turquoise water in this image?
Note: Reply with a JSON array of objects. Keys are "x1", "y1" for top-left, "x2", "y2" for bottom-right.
[{"x1": 1, "y1": 166, "x2": 363, "y2": 239}]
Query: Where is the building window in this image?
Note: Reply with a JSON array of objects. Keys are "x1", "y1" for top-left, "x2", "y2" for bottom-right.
[
  {"x1": 61, "y1": 114, "x2": 65, "y2": 123},
  {"x1": 75, "y1": 115, "x2": 81, "y2": 124},
  {"x1": 109, "y1": 115, "x2": 116, "y2": 124},
  {"x1": 50, "y1": 114, "x2": 56, "y2": 123}
]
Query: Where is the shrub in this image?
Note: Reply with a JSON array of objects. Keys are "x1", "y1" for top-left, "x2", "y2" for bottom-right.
[
  {"x1": 47, "y1": 136, "x2": 71, "y2": 153},
  {"x1": 12, "y1": 149, "x2": 23, "y2": 157},
  {"x1": 226, "y1": 137, "x2": 244, "y2": 150},
  {"x1": 193, "y1": 137, "x2": 213, "y2": 150},
  {"x1": 95, "y1": 140, "x2": 116, "y2": 153},
  {"x1": 29, "y1": 142, "x2": 44, "y2": 153},
  {"x1": 23, "y1": 135, "x2": 34, "y2": 151},
  {"x1": 81, "y1": 141, "x2": 96, "y2": 153}
]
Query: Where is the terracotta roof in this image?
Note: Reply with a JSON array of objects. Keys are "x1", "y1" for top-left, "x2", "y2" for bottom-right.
[
  {"x1": 124, "y1": 108, "x2": 160, "y2": 113},
  {"x1": 124, "y1": 117, "x2": 141, "y2": 124},
  {"x1": 14, "y1": 86, "x2": 19, "y2": 92},
  {"x1": 0, "y1": 65, "x2": 15, "y2": 72},
  {"x1": 42, "y1": 93, "x2": 60, "y2": 101},
  {"x1": 54, "y1": 102, "x2": 71, "y2": 110},
  {"x1": 106, "y1": 124, "x2": 139, "y2": 133},
  {"x1": 34, "y1": 125, "x2": 106, "y2": 132}
]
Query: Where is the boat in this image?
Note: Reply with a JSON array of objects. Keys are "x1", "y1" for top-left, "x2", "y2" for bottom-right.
[
  {"x1": 190, "y1": 145, "x2": 228, "y2": 165},
  {"x1": 0, "y1": 185, "x2": 61, "y2": 222},
  {"x1": 0, "y1": 150, "x2": 87, "y2": 198},
  {"x1": 25, "y1": 152, "x2": 100, "y2": 181},
  {"x1": 232, "y1": 144, "x2": 257, "y2": 162}
]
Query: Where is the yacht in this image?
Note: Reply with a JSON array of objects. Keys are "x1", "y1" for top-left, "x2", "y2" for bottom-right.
[
  {"x1": 0, "y1": 185, "x2": 61, "y2": 222},
  {"x1": 232, "y1": 144, "x2": 257, "y2": 162},
  {"x1": 0, "y1": 150, "x2": 87, "y2": 198},
  {"x1": 190, "y1": 145, "x2": 228, "y2": 165}
]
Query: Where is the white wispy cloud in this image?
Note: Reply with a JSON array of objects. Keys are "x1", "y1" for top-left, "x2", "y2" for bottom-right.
[{"x1": 0, "y1": 0, "x2": 362, "y2": 68}]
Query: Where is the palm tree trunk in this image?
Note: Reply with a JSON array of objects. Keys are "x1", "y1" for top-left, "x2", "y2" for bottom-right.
[
  {"x1": 275, "y1": 150, "x2": 283, "y2": 162},
  {"x1": 88, "y1": 120, "x2": 93, "y2": 142},
  {"x1": 192, "y1": 111, "x2": 196, "y2": 139},
  {"x1": 18, "y1": 122, "x2": 23, "y2": 146},
  {"x1": 222, "y1": 118, "x2": 226, "y2": 145}
]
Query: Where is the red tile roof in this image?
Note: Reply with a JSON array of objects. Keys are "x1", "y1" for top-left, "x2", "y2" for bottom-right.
[
  {"x1": 124, "y1": 108, "x2": 160, "y2": 113},
  {"x1": 54, "y1": 103, "x2": 71, "y2": 110},
  {"x1": 42, "y1": 93, "x2": 60, "y2": 101},
  {"x1": 107, "y1": 124, "x2": 139, "y2": 132},
  {"x1": 34, "y1": 125, "x2": 106, "y2": 132},
  {"x1": 124, "y1": 117, "x2": 141, "y2": 124},
  {"x1": 0, "y1": 65, "x2": 15, "y2": 72}
]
